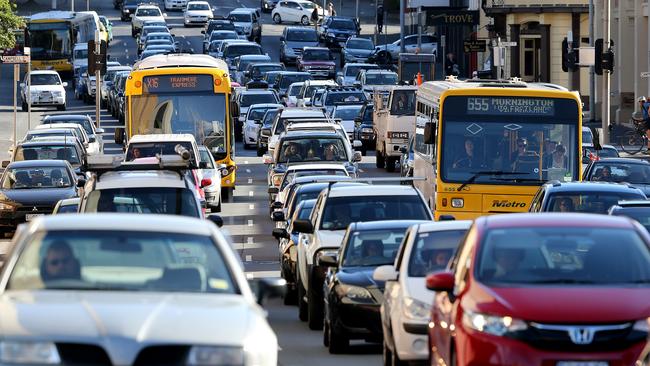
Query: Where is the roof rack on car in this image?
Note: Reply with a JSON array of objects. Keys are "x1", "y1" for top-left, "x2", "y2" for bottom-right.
[{"x1": 86, "y1": 150, "x2": 194, "y2": 181}]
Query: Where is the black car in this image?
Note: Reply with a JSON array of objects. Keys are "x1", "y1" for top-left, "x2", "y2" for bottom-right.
[
  {"x1": 274, "y1": 71, "x2": 313, "y2": 96},
  {"x1": 257, "y1": 108, "x2": 280, "y2": 157},
  {"x1": 353, "y1": 103, "x2": 374, "y2": 155},
  {"x1": 0, "y1": 160, "x2": 80, "y2": 234},
  {"x1": 582, "y1": 158, "x2": 650, "y2": 196},
  {"x1": 320, "y1": 220, "x2": 427, "y2": 353},
  {"x1": 320, "y1": 17, "x2": 361, "y2": 48},
  {"x1": 7, "y1": 138, "x2": 87, "y2": 173},
  {"x1": 529, "y1": 181, "x2": 647, "y2": 214},
  {"x1": 121, "y1": 0, "x2": 140, "y2": 21},
  {"x1": 609, "y1": 200, "x2": 650, "y2": 232}
]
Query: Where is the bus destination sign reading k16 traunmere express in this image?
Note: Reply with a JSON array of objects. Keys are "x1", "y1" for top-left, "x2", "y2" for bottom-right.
[
  {"x1": 143, "y1": 74, "x2": 214, "y2": 93},
  {"x1": 465, "y1": 97, "x2": 555, "y2": 116}
]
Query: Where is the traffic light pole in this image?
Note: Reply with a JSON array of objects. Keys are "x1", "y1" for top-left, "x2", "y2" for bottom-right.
[
  {"x1": 94, "y1": 32, "x2": 101, "y2": 130},
  {"x1": 602, "y1": 0, "x2": 610, "y2": 143}
]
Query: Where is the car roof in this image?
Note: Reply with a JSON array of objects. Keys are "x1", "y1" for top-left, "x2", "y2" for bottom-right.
[
  {"x1": 30, "y1": 213, "x2": 214, "y2": 236},
  {"x1": 43, "y1": 114, "x2": 89, "y2": 121},
  {"x1": 28, "y1": 128, "x2": 74, "y2": 134},
  {"x1": 29, "y1": 70, "x2": 59, "y2": 75},
  {"x1": 611, "y1": 200, "x2": 650, "y2": 208},
  {"x1": 19, "y1": 138, "x2": 79, "y2": 147},
  {"x1": 136, "y1": 4, "x2": 161, "y2": 9},
  {"x1": 328, "y1": 184, "x2": 421, "y2": 197},
  {"x1": 128, "y1": 134, "x2": 197, "y2": 143},
  {"x1": 543, "y1": 181, "x2": 644, "y2": 193},
  {"x1": 249, "y1": 103, "x2": 283, "y2": 109},
  {"x1": 303, "y1": 46, "x2": 329, "y2": 52},
  {"x1": 365, "y1": 69, "x2": 397, "y2": 74},
  {"x1": 479, "y1": 212, "x2": 637, "y2": 229},
  {"x1": 58, "y1": 198, "x2": 80, "y2": 205},
  {"x1": 7, "y1": 160, "x2": 70, "y2": 169},
  {"x1": 280, "y1": 108, "x2": 327, "y2": 117},
  {"x1": 281, "y1": 130, "x2": 341, "y2": 140},
  {"x1": 350, "y1": 220, "x2": 429, "y2": 231},
  {"x1": 285, "y1": 163, "x2": 348, "y2": 172},
  {"x1": 333, "y1": 104, "x2": 364, "y2": 110},
  {"x1": 94, "y1": 170, "x2": 189, "y2": 189},
  {"x1": 415, "y1": 220, "x2": 473, "y2": 233},
  {"x1": 241, "y1": 89, "x2": 275, "y2": 95}
]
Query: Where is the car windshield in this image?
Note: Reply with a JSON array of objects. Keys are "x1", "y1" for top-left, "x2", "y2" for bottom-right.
[
  {"x1": 583, "y1": 147, "x2": 618, "y2": 159},
  {"x1": 365, "y1": 73, "x2": 398, "y2": 85},
  {"x1": 302, "y1": 49, "x2": 330, "y2": 61},
  {"x1": 2, "y1": 166, "x2": 71, "y2": 189},
  {"x1": 199, "y1": 149, "x2": 215, "y2": 168},
  {"x1": 224, "y1": 44, "x2": 262, "y2": 58},
  {"x1": 8, "y1": 230, "x2": 237, "y2": 294},
  {"x1": 85, "y1": 188, "x2": 200, "y2": 217},
  {"x1": 229, "y1": 13, "x2": 251, "y2": 22},
  {"x1": 614, "y1": 208, "x2": 650, "y2": 232},
  {"x1": 136, "y1": 8, "x2": 161, "y2": 16},
  {"x1": 30, "y1": 74, "x2": 60, "y2": 85},
  {"x1": 278, "y1": 138, "x2": 348, "y2": 163},
  {"x1": 548, "y1": 192, "x2": 646, "y2": 214},
  {"x1": 288, "y1": 84, "x2": 303, "y2": 96},
  {"x1": 281, "y1": 170, "x2": 347, "y2": 190},
  {"x1": 325, "y1": 92, "x2": 366, "y2": 105},
  {"x1": 241, "y1": 93, "x2": 278, "y2": 107},
  {"x1": 211, "y1": 22, "x2": 236, "y2": 31},
  {"x1": 361, "y1": 105, "x2": 373, "y2": 122},
  {"x1": 320, "y1": 195, "x2": 430, "y2": 230},
  {"x1": 262, "y1": 109, "x2": 279, "y2": 127},
  {"x1": 586, "y1": 163, "x2": 650, "y2": 184},
  {"x1": 251, "y1": 65, "x2": 283, "y2": 78},
  {"x1": 287, "y1": 29, "x2": 318, "y2": 42},
  {"x1": 347, "y1": 39, "x2": 373, "y2": 50},
  {"x1": 211, "y1": 31, "x2": 237, "y2": 41},
  {"x1": 43, "y1": 118, "x2": 93, "y2": 135},
  {"x1": 15, "y1": 146, "x2": 80, "y2": 165},
  {"x1": 248, "y1": 107, "x2": 275, "y2": 121},
  {"x1": 345, "y1": 65, "x2": 376, "y2": 77},
  {"x1": 125, "y1": 142, "x2": 196, "y2": 162},
  {"x1": 333, "y1": 106, "x2": 363, "y2": 120},
  {"x1": 143, "y1": 27, "x2": 167, "y2": 36},
  {"x1": 290, "y1": 191, "x2": 320, "y2": 216},
  {"x1": 408, "y1": 230, "x2": 467, "y2": 277},
  {"x1": 477, "y1": 227, "x2": 650, "y2": 285},
  {"x1": 188, "y1": 2, "x2": 209, "y2": 10},
  {"x1": 342, "y1": 229, "x2": 406, "y2": 267},
  {"x1": 330, "y1": 19, "x2": 356, "y2": 30}
]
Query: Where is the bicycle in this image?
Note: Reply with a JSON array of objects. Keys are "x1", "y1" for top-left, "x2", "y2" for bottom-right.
[{"x1": 618, "y1": 102, "x2": 649, "y2": 155}]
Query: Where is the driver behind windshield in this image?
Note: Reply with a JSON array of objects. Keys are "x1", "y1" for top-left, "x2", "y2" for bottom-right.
[{"x1": 41, "y1": 240, "x2": 81, "y2": 283}]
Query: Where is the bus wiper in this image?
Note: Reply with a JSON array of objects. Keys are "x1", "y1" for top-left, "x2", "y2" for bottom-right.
[
  {"x1": 457, "y1": 171, "x2": 528, "y2": 191},
  {"x1": 494, "y1": 177, "x2": 547, "y2": 183}
]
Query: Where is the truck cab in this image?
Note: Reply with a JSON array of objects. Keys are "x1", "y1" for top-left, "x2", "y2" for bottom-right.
[{"x1": 373, "y1": 86, "x2": 417, "y2": 172}]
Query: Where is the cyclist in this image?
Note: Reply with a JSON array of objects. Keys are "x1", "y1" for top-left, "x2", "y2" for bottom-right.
[{"x1": 639, "y1": 96, "x2": 650, "y2": 153}]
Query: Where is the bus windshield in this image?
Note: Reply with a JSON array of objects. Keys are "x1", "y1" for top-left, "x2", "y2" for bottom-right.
[
  {"x1": 441, "y1": 96, "x2": 580, "y2": 185},
  {"x1": 130, "y1": 93, "x2": 227, "y2": 156},
  {"x1": 28, "y1": 22, "x2": 71, "y2": 60}
]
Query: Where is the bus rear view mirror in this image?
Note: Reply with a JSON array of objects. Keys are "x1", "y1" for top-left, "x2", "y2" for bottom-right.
[{"x1": 424, "y1": 122, "x2": 435, "y2": 144}]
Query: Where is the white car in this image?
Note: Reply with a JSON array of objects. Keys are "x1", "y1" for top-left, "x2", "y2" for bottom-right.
[
  {"x1": 184, "y1": 1, "x2": 214, "y2": 27},
  {"x1": 283, "y1": 81, "x2": 304, "y2": 107},
  {"x1": 274, "y1": 163, "x2": 350, "y2": 210},
  {"x1": 198, "y1": 146, "x2": 227, "y2": 211},
  {"x1": 373, "y1": 221, "x2": 472, "y2": 365},
  {"x1": 0, "y1": 214, "x2": 280, "y2": 366},
  {"x1": 243, "y1": 103, "x2": 283, "y2": 149},
  {"x1": 296, "y1": 79, "x2": 337, "y2": 107},
  {"x1": 20, "y1": 70, "x2": 67, "y2": 112},
  {"x1": 375, "y1": 34, "x2": 438, "y2": 61},
  {"x1": 272, "y1": 0, "x2": 317, "y2": 25},
  {"x1": 72, "y1": 43, "x2": 88, "y2": 76},
  {"x1": 40, "y1": 115, "x2": 104, "y2": 155},
  {"x1": 164, "y1": 0, "x2": 187, "y2": 10},
  {"x1": 101, "y1": 66, "x2": 132, "y2": 104},
  {"x1": 131, "y1": 4, "x2": 166, "y2": 37},
  {"x1": 335, "y1": 63, "x2": 378, "y2": 86},
  {"x1": 329, "y1": 104, "x2": 364, "y2": 140}
]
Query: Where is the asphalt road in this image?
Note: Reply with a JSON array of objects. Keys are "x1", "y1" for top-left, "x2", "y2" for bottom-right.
[{"x1": 0, "y1": 0, "x2": 400, "y2": 364}]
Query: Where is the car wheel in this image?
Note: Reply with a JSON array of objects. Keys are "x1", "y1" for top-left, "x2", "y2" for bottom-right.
[
  {"x1": 307, "y1": 270, "x2": 324, "y2": 330},
  {"x1": 376, "y1": 148, "x2": 385, "y2": 168},
  {"x1": 382, "y1": 340, "x2": 392, "y2": 366},
  {"x1": 57, "y1": 104, "x2": 66, "y2": 111},
  {"x1": 323, "y1": 320, "x2": 330, "y2": 347},
  {"x1": 301, "y1": 15, "x2": 309, "y2": 25},
  {"x1": 385, "y1": 156, "x2": 396, "y2": 172},
  {"x1": 257, "y1": 143, "x2": 265, "y2": 157},
  {"x1": 283, "y1": 276, "x2": 297, "y2": 305},
  {"x1": 273, "y1": 13, "x2": 281, "y2": 24},
  {"x1": 327, "y1": 319, "x2": 349, "y2": 354},
  {"x1": 297, "y1": 269, "x2": 308, "y2": 321}
]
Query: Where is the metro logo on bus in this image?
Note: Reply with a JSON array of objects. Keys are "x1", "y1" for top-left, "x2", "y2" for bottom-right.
[{"x1": 491, "y1": 200, "x2": 527, "y2": 208}]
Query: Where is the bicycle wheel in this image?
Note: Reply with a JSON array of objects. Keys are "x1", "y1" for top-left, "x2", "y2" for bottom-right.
[{"x1": 619, "y1": 130, "x2": 645, "y2": 155}]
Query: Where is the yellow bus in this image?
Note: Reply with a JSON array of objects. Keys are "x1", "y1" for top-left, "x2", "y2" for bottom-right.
[
  {"x1": 413, "y1": 77, "x2": 582, "y2": 220},
  {"x1": 26, "y1": 11, "x2": 99, "y2": 75},
  {"x1": 117, "y1": 54, "x2": 237, "y2": 198}
]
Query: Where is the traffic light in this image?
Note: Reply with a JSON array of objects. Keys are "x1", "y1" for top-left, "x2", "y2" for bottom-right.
[
  {"x1": 88, "y1": 40, "x2": 108, "y2": 75},
  {"x1": 377, "y1": 6, "x2": 384, "y2": 33},
  {"x1": 561, "y1": 38, "x2": 578, "y2": 72},
  {"x1": 595, "y1": 38, "x2": 615, "y2": 75}
]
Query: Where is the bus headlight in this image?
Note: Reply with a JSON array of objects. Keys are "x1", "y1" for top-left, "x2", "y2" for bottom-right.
[{"x1": 451, "y1": 198, "x2": 464, "y2": 208}]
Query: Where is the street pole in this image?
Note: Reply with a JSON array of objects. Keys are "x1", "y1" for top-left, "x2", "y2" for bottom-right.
[
  {"x1": 355, "y1": 0, "x2": 359, "y2": 20},
  {"x1": 374, "y1": 2, "x2": 378, "y2": 45},
  {"x1": 71, "y1": 0, "x2": 74, "y2": 12},
  {"x1": 27, "y1": 52, "x2": 31, "y2": 130},
  {"x1": 601, "y1": 0, "x2": 610, "y2": 143},
  {"x1": 13, "y1": 65, "x2": 18, "y2": 150},
  {"x1": 588, "y1": 0, "x2": 595, "y2": 122},
  {"x1": 399, "y1": 0, "x2": 405, "y2": 54},
  {"x1": 417, "y1": 7, "x2": 422, "y2": 51},
  {"x1": 86, "y1": 0, "x2": 89, "y2": 11},
  {"x1": 94, "y1": 32, "x2": 101, "y2": 130},
  {"x1": 441, "y1": 35, "x2": 446, "y2": 79}
]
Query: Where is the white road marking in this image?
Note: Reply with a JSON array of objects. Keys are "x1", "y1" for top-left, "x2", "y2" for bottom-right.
[
  {"x1": 249, "y1": 191, "x2": 254, "y2": 197},
  {"x1": 247, "y1": 237, "x2": 254, "y2": 244},
  {"x1": 245, "y1": 169, "x2": 251, "y2": 173},
  {"x1": 248, "y1": 178, "x2": 253, "y2": 184},
  {"x1": 245, "y1": 270, "x2": 281, "y2": 279},
  {"x1": 244, "y1": 160, "x2": 249, "y2": 164},
  {"x1": 245, "y1": 255, "x2": 252, "y2": 262},
  {"x1": 249, "y1": 204, "x2": 255, "y2": 210},
  {"x1": 248, "y1": 220, "x2": 254, "y2": 226}
]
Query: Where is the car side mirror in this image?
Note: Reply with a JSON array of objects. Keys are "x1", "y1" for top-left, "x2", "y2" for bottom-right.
[
  {"x1": 292, "y1": 219, "x2": 314, "y2": 234},
  {"x1": 426, "y1": 271, "x2": 455, "y2": 292},
  {"x1": 201, "y1": 30, "x2": 206, "y2": 34},
  {"x1": 250, "y1": 277, "x2": 287, "y2": 305},
  {"x1": 353, "y1": 140, "x2": 363, "y2": 148},
  {"x1": 1, "y1": 161, "x2": 9, "y2": 168},
  {"x1": 304, "y1": 101, "x2": 312, "y2": 107},
  {"x1": 76, "y1": 177, "x2": 86, "y2": 188},
  {"x1": 207, "y1": 214, "x2": 224, "y2": 227},
  {"x1": 318, "y1": 254, "x2": 338, "y2": 267},
  {"x1": 272, "y1": 211, "x2": 285, "y2": 222},
  {"x1": 199, "y1": 161, "x2": 208, "y2": 169},
  {"x1": 163, "y1": 13, "x2": 168, "y2": 17},
  {"x1": 62, "y1": 82, "x2": 68, "y2": 87},
  {"x1": 254, "y1": 119, "x2": 263, "y2": 125},
  {"x1": 272, "y1": 228, "x2": 289, "y2": 239},
  {"x1": 353, "y1": 81, "x2": 361, "y2": 88},
  {"x1": 261, "y1": 128, "x2": 271, "y2": 137},
  {"x1": 373, "y1": 265, "x2": 398, "y2": 282}
]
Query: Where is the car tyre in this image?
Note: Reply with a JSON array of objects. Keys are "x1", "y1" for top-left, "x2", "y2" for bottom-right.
[
  {"x1": 385, "y1": 156, "x2": 396, "y2": 172},
  {"x1": 376, "y1": 148, "x2": 385, "y2": 168},
  {"x1": 57, "y1": 104, "x2": 66, "y2": 111},
  {"x1": 273, "y1": 13, "x2": 282, "y2": 24},
  {"x1": 307, "y1": 270, "x2": 324, "y2": 330},
  {"x1": 382, "y1": 340, "x2": 392, "y2": 366},
  {"x1": 297, "y1": 268, "x2": 308, "y2": 321},
  {"x1": 327, "y1": 319, "x2": 349, "y2": 354},
  {"x1": 301, "y1": 15, "x2": 309, "y2": 25}
]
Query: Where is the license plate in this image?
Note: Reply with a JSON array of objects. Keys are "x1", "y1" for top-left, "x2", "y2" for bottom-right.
[
  {"x1": 25, "y1": 214, "x2": 43, "y2": 221},
  {"x1": 388, "y1": 131, "x2": 409, "y2": 139},
  {"x1": 557, "y1": 362, "x2": 608, "y2": 366}
]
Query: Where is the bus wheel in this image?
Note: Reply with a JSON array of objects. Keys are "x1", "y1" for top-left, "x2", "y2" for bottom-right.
[
  {"x1": 375, "y1": 149, "x2": 385, "y2": 168},
  {"x1": 385, "y1": 157, "x2": 396, "y2": 172}
]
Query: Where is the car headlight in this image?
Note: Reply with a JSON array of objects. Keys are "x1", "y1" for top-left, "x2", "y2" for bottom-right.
[
  {"x1": 186, "y1": 346, "x2": 244, "y2": 366},
  {"x1": 403, "y1": 297, "x2": 430, "y2": 321},
  {"x1": 0, "y1": 341, "x2": 61, "y2": 364},
  {"x1": 0, "y1": 202, "x2": 15, "y2": 211},
  {"x1": 271, "y1": 173, "x2": 283, "y2": 187},
  {"x1": 462, "y1": 310, "x2": 527, "y2": 336},
  {"x1": 362, "y1": 127, "x2": 373, "y2": 133},
  {"x1": 125, "y1": 9, "x2": 130, "y2": 13},
  {"x1": 339, "y1": 284, "x2": 373, "y2": 301}
]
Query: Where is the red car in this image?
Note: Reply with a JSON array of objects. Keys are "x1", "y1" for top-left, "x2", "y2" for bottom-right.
[
  {"x1": 297, "y1": 47, "x2": 336, "y2": 79},
  {"x1": 426, "y1": 213, "x2": 650, "y2": 366}
]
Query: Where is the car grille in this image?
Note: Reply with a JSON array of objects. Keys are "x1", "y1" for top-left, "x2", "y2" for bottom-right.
[
  {"x1": 56, "y1": 343, "x2": 112, "y2": 365},
  {"x1": 292, "y1": 48, "x2": 303, "y2": 54},
  {"x1": 134, "y1": 345, "x2": 191, "y2": 366},
  {"x1": 512, "y1": 322, "x2": 645, "y2": 352}
]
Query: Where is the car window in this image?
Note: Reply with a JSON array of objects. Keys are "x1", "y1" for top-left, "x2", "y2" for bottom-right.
[
  {"x1": 286, "y1": 29, "x2": 318, "y2": 42},
  {"x1": 320, "y1": 195, "x2": 430, "y2": 230},
  {"x1": 278, "y1": 137, "x2": 347, "y2": 163},
  {"x1": 347, "y1": 39, "x2": 373, "y2": 50},
  {"x1": 187, "y1": 2, "x2": 209, "y2": 10},
  {"x1": 8, "y1": 230, "x2": 237, "y2": 294},
  {"x1": 136, "y1": 8, "x2": 161, "y2": 16},
  {"x1": 224, "y1": 44, "x2": 263, "y2": 58},
  {"x1": 586, "y1": 163, "x2": 650, "y2": 184},
  {"x1": 408, "y1": 230, "x2": 467, "y2": 277},
  {"x1": 330, "y1": 19, "x2": 356, "y2": 30},
  {"x1": 477, "y1": 226, "x2": 650, "y2": 285},
  {"x1": 342, "y1": 229, "x2": 406, "y2": 267},
  {"x1": 302, "y1": 49, "x2": 330, "y2": 61},
  {"x1": 280, "y1": 169, "x2": 347, "y2": 190},
  {"x1": 199, "y1": 149, "x2": 215, "y2": 169},
  {"x1": 229, "y1": 13, "x2": 251, "y2": 22},
  {"x1": 30, "y1": 74, "x2": 61, "y2": 85},
  {"x1": 324, "y1": 91, "x2": 366, "y2": 105},
  {"x1": 15, "y1": 146, "x2": 81, "y2": 165},
  {"x1": 548, "y1": 192, "x2": 647, "y2": 214},
  {"x1": 421, "y1": 35, "x2": 437, "y2": 43},
  {"x1": 125, "y1": 142, "x2": 196, "y2": 162},
  {"x1": 404, "y1": 36, "x2": 418, "y2": 45},
  {"x1": 2, "y1": 166, "x2": 72, "y2": 189},
  {"x1": 241, "y1": 93, "x2": 278, "y2": 107},
  {"x1": 333, "y1": 106, "x2": 363, "y2": 120},
  {"x1": 86, "y1": 187, "x2": 200, "y2": 217}
]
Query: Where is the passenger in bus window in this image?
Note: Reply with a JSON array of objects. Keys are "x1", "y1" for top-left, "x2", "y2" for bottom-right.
[
  {"x1": 510, "y1": 138, "x2": 528, "y2": 168},
  {"x1": 453, "y1": 139, "x2": 481, "y2": 169},
  {"x1": 550, "y1": 144, "x2": 568, "y2": 169}
]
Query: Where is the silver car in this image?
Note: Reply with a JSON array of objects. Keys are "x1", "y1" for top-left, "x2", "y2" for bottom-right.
[
  {"x1": 0, "y1": 214, "x2": 281, "y2": 366},
  {"x1": 375, "y1": 34, "x2": 438, "y2": 61}
]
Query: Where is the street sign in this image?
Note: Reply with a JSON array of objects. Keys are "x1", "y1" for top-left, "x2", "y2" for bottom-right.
[
  {"x1": 0, "y1": 55, "x2": 29, "y2": 64},
  {"x1": 500, "y1": 41, "x2": 517, "y2": 47},
  {"x1": 426, "y1": 10, "x2": 480, "y2": 26},
  {"x1": 641, "y1": 72, "x2": 650, "y2": 78},
  {"x1": 463, "y1": 39, "x2": 486, "y2": 53}
]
